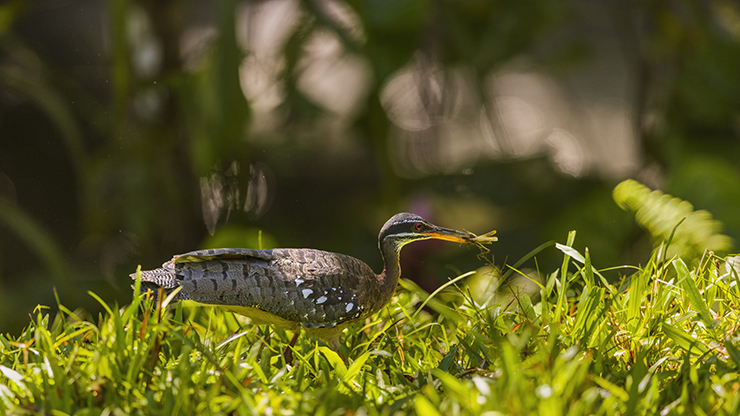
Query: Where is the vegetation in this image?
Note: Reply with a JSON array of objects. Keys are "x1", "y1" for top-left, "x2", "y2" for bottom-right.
[
  {"x1": 2, "y1": 0, "x2": 740, "y2": 412},
  {"x1": 2, "y1": 228, "x2": 739, "y2": 414},
  {"x1": 613, "y1": 179, "x2": 734, "y2": 264},
  {"x1": 3, "y1": 0, "x2": 740, "y2": 336}
]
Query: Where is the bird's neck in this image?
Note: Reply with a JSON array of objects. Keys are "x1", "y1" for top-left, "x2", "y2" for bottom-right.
[{"x1": 378, "y1": 238, "x2": 403, "y2": 302}]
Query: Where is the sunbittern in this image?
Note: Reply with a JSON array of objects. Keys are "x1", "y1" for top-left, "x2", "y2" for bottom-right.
[{"x1": 133, "y1": 213, "x2": 496, "y2": 350}]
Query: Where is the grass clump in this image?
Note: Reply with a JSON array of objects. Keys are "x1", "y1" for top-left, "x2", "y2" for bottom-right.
[{"x1": 2, "y1": 236, "x2": 740, "y2": 415}]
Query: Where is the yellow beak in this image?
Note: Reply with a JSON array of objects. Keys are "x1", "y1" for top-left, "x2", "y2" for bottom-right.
[{"x1": 422, "y1": 225, "x2": 497, "y2": 244}]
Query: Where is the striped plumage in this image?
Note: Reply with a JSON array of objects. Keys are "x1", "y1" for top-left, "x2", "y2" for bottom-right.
[{"x1": 133, "y1": 212, "x2": 488, "y2": 348}]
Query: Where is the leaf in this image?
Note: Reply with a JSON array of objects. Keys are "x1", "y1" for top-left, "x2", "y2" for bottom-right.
[
  {"x1": 87, "y1": 291, "x2": 114, "y2": 317},
  {"x1": 414, "y1": 394, "x2": 442, "y2": 416},
  {"x1": 673, "y1": 259, "x2": 712, "y2": 328},
  {"x1": 518, "y1": 293, "x2": 537, "y2": 321},
  {"x1": 410, "y1": 272, "x2": 476, "y2": 320},
  {"x1": 343, "y1": 351, "x2": 370, "y2": 383},
  {"x1": 318, "y1": 346, "x2": 347, "y2": 377},
  {"x1": 502, "y1": 240, "x2": 556, "y2": 281},
  {"x1": 437, "y1": 345, "x2": 458, "y2": 372},
  {"x1": 725, "y1": 340, "x2": 740, "y2": 369},
  {"x1": 593, "y1": 376, "x2": 629, "y2": 402},
  {"x1": 432, "y1": 369, "x2": 470, "y2": 402},
  {"x1": 661, "y1": 323, "x2": 709, "y2": 355},
  {"x1": 613, "y1": 179, "x2": 733, "y2": 262},
  {"x1": 0, "y1": 366, "x2": 23, "y2": 385},
  {"x1": 573, "y1": 286, "x2": 604, "y2": 342},
  {"x1": 554, "y1": 231, "x2": 576, "y2": 322},
  {"x1": 555, "y1": 242, "x2": 584, "y2": 264},
  {"x1": 250, "y1": 361, "x2": 269, "y2": 384},
  {"x1": 626, "y1": 264, "x2": 650, "y2": 333},
  {"x1": 583, "y1": 247, "x2": 594, "y2": 288},
  {"x1": 625, "y1": 349, "x2": 650, "y2": 415}
]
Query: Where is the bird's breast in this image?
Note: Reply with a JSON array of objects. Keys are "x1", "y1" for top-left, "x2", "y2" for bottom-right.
[{"x1": 221, "y1": 304, "x2": 301, "y2": 330}]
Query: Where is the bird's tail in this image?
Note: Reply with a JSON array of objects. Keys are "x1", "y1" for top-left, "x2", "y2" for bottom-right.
[{"x1": 130, "y1": 262, "x2": 186, "y2": 301}]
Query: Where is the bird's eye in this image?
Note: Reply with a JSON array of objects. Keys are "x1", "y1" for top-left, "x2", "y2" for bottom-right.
[{"x1": 414, "y1": 222, "x2": 423, "y2": 231}]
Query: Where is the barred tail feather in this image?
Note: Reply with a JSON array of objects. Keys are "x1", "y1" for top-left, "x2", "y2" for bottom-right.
[{"x1": 131, "y1": 262, "x2": 186, "y2": 301}]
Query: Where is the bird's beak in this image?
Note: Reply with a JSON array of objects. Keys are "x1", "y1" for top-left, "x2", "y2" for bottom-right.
[{"x1": 423, "y1": 225, "x2": 485, "y2": 244}]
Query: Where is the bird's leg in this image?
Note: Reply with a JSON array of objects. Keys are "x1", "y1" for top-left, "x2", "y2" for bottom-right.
[{"x1": 283, "y1": 331, "x2": 300, "y2": 364}]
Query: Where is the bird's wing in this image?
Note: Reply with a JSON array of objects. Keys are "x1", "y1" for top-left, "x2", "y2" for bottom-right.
[
  {"x1": 169, "y1": 248, "x2": 369, "y2": 327},
  {"x1": 172, "y1": 248, "x2": 276, "y2": 264}
]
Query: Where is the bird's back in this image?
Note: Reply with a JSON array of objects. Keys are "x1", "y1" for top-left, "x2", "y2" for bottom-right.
[{"x1": 135, "y1": 248, "x2": 377, "y2": 330}]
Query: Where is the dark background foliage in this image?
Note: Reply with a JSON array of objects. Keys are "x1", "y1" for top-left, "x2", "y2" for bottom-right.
[{"x1": 1, "y1": 0, "x2": 739, "y2": 333}]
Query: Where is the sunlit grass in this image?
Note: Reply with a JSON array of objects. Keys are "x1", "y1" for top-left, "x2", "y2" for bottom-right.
[{"x1": 2, "y1": 235, "x2": 740, "y2": 415}]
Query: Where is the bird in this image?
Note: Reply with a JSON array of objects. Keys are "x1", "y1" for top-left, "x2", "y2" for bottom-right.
[{"x1": 132, "y1": 212, "x2": 496, "y2": 351}]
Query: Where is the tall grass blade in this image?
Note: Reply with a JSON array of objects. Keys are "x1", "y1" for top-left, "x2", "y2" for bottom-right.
[
  {"x1": 573, "y1": 285, "x2": 604, "y2": 342},
  {"x1": 673, "y1": 258, "x2": 712, "y2": 328},
  {"x1": 627, "y1": 263, "x2": 650, "y2": 334},
  {"x1": 554, "y1": 231, "x2": 576, "y2": 322},
  {"x1": 414, "y1": 394, "x2": 442, "y2": 416},
  {"x1": 661, "y1": 323, "x2": 709, "y2": 355},
  {"x1": 410, "y1": 272, "x2": 475, "y2": 320}
]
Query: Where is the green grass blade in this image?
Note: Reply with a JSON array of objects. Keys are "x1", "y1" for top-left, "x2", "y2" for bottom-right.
[
  {"x1": 414, "y1": 394, "x2": 442, "y2": 416},
  {"x1": 583, "y1": 247, "x2": 594, "y2": 288},
  {"x1": 725, "y1": 341, "x2": 740, "y2": 369},
  {"x1": 409, "y1": 271, "x2": 475, "y2": 320},
  {"x1": 673, "y1": 258, "x2": 712, "y2": 328},
  {"x1": 87, "y1": 291, "x2": 113, "y2": 316},
  {"x1": 344, "y1": 351, "x2": 371, "y2": 383},
  {"x1": 432, "y1": 368, "x2": 472, "y2": 402},
  {"x1": 437, "y1": 345, "x2": 458, "y2": 372},
  {"x1": 573, "y1": 286, "x2": 604, "y2": 342},
  {"x1": 501, "y1": 240, "x2": 556, "y2": 280},
  {"x1": 661, "y1": 323, "x2": 709, "y2": 355},
  {"x1": 319, "y1": 346, "x2": 347, "y2": 376},
  {"x1": 627, "y1": 263, "x2": 650, "y2": 334},
  {"x1": 554, "y1": 231, "x2": 577, "y2": 322},
  {"x1": 593, "y1": 376, "x2": 629, "y2": 402}
]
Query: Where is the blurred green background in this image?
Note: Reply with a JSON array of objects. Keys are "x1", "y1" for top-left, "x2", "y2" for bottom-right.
[{"x1": 1, "y1": 0, "x2": 739, "y2": 333}]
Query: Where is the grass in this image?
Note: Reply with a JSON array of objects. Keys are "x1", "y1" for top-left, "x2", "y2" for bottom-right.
[{"x1": 2, "y1": 234, "x2": 740, "y2": 415}]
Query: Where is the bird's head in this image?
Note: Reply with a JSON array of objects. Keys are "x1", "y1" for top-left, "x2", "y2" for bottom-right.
[{"x1": 378, "y1": 212, "x2": 483, "y2": 251}]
